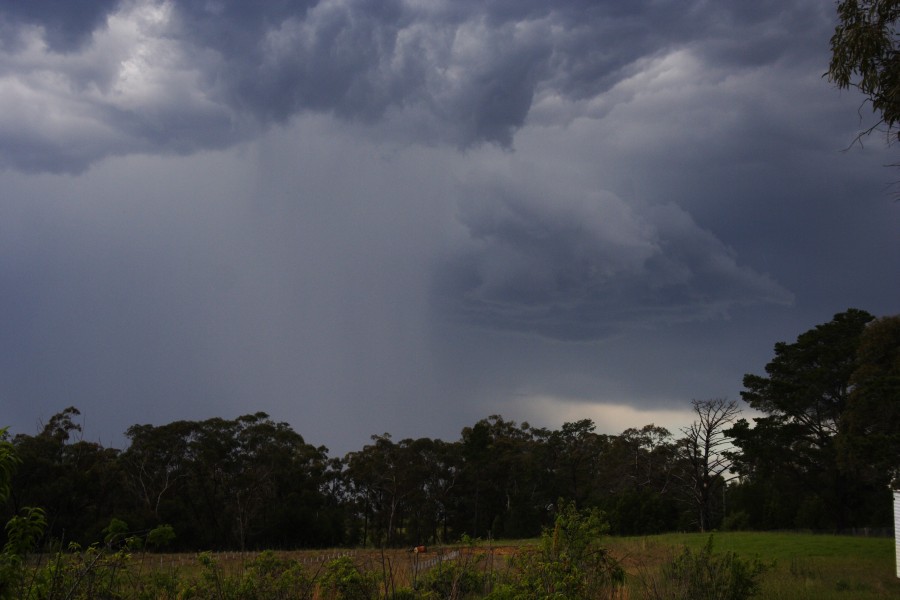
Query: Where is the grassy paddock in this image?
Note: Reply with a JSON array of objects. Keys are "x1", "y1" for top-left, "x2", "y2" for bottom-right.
[
  {"x1": 18, "y1": 533, "x2": 899, "y2": 598},
  {"x1": 23, "y1": 544, "x2": 512, "y2": 597},
  {"x1": 74, "y1": 546, "x2": 481, "y2": 588},
  {"x1": 605, "y1": 531, "x2": 899, "y2": 600}
]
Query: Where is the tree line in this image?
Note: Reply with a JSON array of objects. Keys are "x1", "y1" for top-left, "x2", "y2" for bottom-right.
[{"x1": 1, "y1": 308, "x2": 897, "y2": 552}]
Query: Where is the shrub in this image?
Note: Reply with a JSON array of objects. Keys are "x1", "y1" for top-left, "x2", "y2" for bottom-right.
[
  {"x1": 135, "y1": 571, "x2": 180, "y2": 600},
  {"x1": 182, "y1": 551, "x2": 242, "y2": 600},
  {"x1": 0, "y1": 430, "x2": 47, "y2": 600},
  {"x1": 146, "y1": 524, "x2": 176, "y2": 550},
  {"x1": 491, "y1": 501, "x2": 624, "y2": 600},
  {"x1": 30, "y1": 542, "x2": 137, "y2": 600},
  {"x1": 639, "y1": 535, "x2": 767, "y2": 600},
  {"x1": 418, "y1": 559, "x2": 486, "y2": 599},
  {"x1": 241, "y1": 550, "x2": 314, "y2": 600},
  {"x1": 102, "y1": 517, "x2": 130, "y2": 547},
  {"x1": 320, "y1": 556, "x2": 381, "y2": 600}
]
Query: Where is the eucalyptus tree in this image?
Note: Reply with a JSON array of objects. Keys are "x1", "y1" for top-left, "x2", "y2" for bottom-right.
[
  {"x1": 545, "y1": 419, "x2": 611, "y2": 509},
  {"x1": 400, "y1": 437, "x2": 461, "y2": 545},
  {"x1": 9, "y1": 407, "x2": 123, "y2": 545},
  {"x1": 230, "y1": 412, "x2": 334, "y2": 549},
  {"x1": 458, "y1": 415, "x2": 544, "y2": 539},
  {"x1": 177, "y1": 417, "x2": 239, "y2": 547},
  {"x1": 828, "y1": 0, "x2": 900, "y2": 142},
  {"x1": 344, "y1": 433, "x2": 428, "y2": 546},
  {"x1": 121, "y1": 420, "x2": 194, "y2": 522},
  {"x1": 602, "y1": 424, "x2": 680, "y2": 534},
  {"x1": 121, "y1": 413, "x2": 335, "y2": 550},
  {"x1": 616, "y1": 424, "x2": 677, "y2": 492}
]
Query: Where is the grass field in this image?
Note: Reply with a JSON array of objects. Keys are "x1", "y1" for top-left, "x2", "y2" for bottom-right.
[
  {"x1": 603, "y1": 531, "x2": 899, "y2": 599},
  {"x1": 20, "y1": 531, "x2": 900, "y2": 598}
]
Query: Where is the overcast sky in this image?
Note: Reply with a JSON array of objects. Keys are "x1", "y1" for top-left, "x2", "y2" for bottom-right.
[{"x1": 1, "y1": 0, "x2": 898, "y2": 456}]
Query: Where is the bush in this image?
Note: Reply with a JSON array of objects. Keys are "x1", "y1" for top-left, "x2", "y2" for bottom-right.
[
  {"x1": 418, "y1": 559, "x2": 486, "y2": 599},
  {"x1": 640, "y1": 536, "x2": 767, "y2": 600},
  {"x1": 146, "y1": 524, "x2": 176, "y2": 550},
  {"x1": 239, "y1": 550, "x2": 314, "y2": 600},
  {"x1": 492, "y1": 501, "x2": 624, "y2": 600},
  {"x1": 320, "y1": 556, "x2": 381, "y2": 600},
  {"x1": 29, "y1": 542, "x2": 137, "y2": 600},
  {"x1": 138, "y1": 571, "x2": 180, "y2": 600}
]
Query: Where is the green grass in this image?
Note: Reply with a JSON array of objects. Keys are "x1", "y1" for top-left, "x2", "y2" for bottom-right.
[{"x1": 606, "y1": 531, "x2": 899, "y2": 600}]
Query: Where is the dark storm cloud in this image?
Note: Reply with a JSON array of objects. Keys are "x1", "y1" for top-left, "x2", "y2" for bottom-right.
[
  {"x1": 0, "y1": 0, "x2": 121, "y2": 51},
  {"x1": 435, "y1": 175, "x2": 793, "y2": 341},
  {"x1": 1, "y1": 0, "x2": 897, "y2": 458},
  {"x1": 0, "y1": 0, "x2": 834, "y2": 173}
]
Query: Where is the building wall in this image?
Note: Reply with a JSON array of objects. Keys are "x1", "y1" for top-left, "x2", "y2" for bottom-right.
[{"x1": 895, "y1": 491, "x2": 900, "y2": 578}]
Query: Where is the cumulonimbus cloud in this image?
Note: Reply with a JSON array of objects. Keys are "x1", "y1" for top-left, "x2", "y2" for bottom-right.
[
  {"x1": 0, "y1": 0, "x2": 828, "y2": 173},
  {"x1": 434, "y1": 176, "x2": 794, "y2": 340}
]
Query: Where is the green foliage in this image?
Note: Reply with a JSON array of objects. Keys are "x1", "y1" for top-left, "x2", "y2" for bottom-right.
[
  {"x1": 9, "y1": 410, "x2": 125, "y2": 549},
  {"x1": 3, "y1": 507, "x2": 46, "y2": 558},
  {"x1": 640, "y1": 536, "x2": 767, "y2": 600},
  {"x1": 1, "y1": 508, "x2": 47, "y2": 600},
  {"x1": 320, "y1": 556, "x2": 381, "y2": 600},
  {"x1": 146, "y1": 524, "x2": 176, "y2": 550},
  {"x1": 103, "y1": 517, "x2": 130, "y2": 546},
  {"x1": 27, "y1": 543, "x2": 135, "y2": 600},
  {"x1": 606, "y1": 532, "x2": 897, "y2": 600},
  {"x1": 828, "y1": 0, "x2": 900, "y2": 139},
  {"x1": 239, "y1": 551, "x2": 314, "y2": 600},
  {"x1": 120, "y1": 413, "x2": 338, "y2": 551},
  {"x1": 0, "y1": 429, "x2": 19, "y2": 506},
  {"x1": 136, "y1": 571, "x2": 180, "y2": 600},
  {"x1": 134, "y1": 571, "x2": 181, "y2": 600},
  {"x1": 496, "y1": 501, "x2": 624, "y2": 599},
  {"x1": 0, "y1": 431, "x2": 47, "y2": 600},
  {"x1": 418, "y1": 558, "x2": 486, "y2": 599},
  {"x1": 193, "y1": 551, "x2": 234, "y2": 600}
]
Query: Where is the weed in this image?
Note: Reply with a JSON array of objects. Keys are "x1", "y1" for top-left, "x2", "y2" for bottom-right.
[
  {"x1": 488, "y1": 501, "x2": 624, "y2": 600},
  {"x1": 636, "y1": 535, "x2": 767, "y2": 600},
  {"x1": 320, "y1": 555, "x2": 381, "y2": 600},
  {"x1": 419, "y1": 559, "x2": 486, "y2": 599}
]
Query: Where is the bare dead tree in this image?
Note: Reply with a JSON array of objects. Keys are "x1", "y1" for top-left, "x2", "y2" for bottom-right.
[{"x1": 678, "y1": 398, "x2": 741, "y2": 532}]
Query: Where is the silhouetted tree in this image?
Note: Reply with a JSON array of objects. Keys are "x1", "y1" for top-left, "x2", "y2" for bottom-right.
[
  {"x1": 678, "y1": 399, "x2": 740, "y2": 532},
  {"x1": 729, "y1": 309, "x2": 881, "y2": 529}
]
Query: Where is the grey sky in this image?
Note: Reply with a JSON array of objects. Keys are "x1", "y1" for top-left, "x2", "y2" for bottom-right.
[{"x1": 1, "y1": 0, "x2": 897, "y2": 455}]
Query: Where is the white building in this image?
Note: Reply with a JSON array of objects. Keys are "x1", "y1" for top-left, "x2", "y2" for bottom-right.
[{"x1": 895, "y1": 490, "x2": 900, "y2": 578}]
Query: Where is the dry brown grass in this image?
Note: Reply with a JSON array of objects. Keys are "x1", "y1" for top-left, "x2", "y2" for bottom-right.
[{"x1": 123, "y1": 542, "x2": 520, "y2": 592}]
